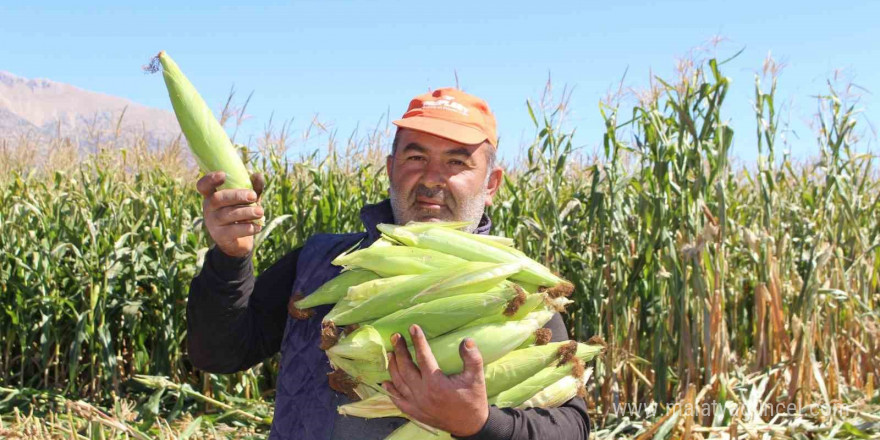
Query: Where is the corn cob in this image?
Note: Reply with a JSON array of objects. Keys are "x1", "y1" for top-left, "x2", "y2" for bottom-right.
[
  {"x1": 329, "y1": 262, "x2": 520, "y2": 326},
  {"x1": 413, "y1": 310, "x2": 554, "y2": 376},
  {"x1": 293, "y1": 269, "x2": 380, "y2": 309},
  {"x1": 381, "y1": 366, "x2": 586, "y2": 440},
  {"x1": 327, "y1": 311, "x2": 553, "y2": 384},
  {"x1": 338, "y1": 341, "x2": 601, "y2": 419},
  {"x1": 463, "y1": 291, "x2": 545, "y2": 328},
  {"x1": 489, "y1": 344, "x2": 595, "y2": 408},
  {"x1": 362, "y1": 289, "x2": 523, "y2": 351},
  {"x1": 332, "y1": 245, "x2": 468, "y2": 277},
  {"x1": 518, "y1": 369, "x2": 590, "y2": 409},
  {"x1": 377, "y1": 224, "x2": 571, "y2": 291},
  {"x1": 149, "y1": 52, "x2": 264, "y2": 225},
  {"x1": 337, "y1": 393, "x2": 402, "y2": 419},
  {"x1": 397, "y1": 222, "x2": 515, "y2": 248},
  {"x1": 483, "y1": 341, "x2": 574, "y2": 397},
  {"x1": 344, "y1": 274, "x2": 419, "y2": 303},
  {"x1": 151, "y1": 51, "x2": 253, "y2": 191}
]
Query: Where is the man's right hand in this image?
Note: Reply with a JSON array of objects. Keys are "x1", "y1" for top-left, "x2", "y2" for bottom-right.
[{"x1": 197, "y1": 171, "x2": 266, "y2": 258}]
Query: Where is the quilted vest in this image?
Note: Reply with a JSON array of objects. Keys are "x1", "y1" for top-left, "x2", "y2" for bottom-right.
[{"x1": 269, "y1": 199, "x2": 493, "y2": 440}]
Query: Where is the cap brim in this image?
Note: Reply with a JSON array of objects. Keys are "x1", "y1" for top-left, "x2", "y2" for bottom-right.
[{"x1": 392, "y1": 117, "x2": 488, "y2": 146}]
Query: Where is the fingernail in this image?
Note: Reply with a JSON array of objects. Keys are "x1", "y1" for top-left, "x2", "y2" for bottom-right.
[
  {"x1": 247, "y1": 192, "x2": 257, "y2": 202},
  {"x1": 391, "y1": 333, "x2": 400, "y2": 345},
  {"x1": 255, "y1": 207, "x2": 264, "y2": 216},
  {"x1": 409, "y1": 324, "x2": 419, "y2": 337},
  {"x1": 465, "y1": 338, "x2": 476, "y2": 350}
]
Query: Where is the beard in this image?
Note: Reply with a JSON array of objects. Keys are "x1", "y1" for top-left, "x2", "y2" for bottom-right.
[{"x1": 389, "y1": 182, "x2": 487, "y2": 232}]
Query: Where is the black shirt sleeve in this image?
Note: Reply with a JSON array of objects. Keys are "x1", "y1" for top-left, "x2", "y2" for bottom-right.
[
  {"x1": 186, "y1": 245, "x2": 300, "y2": 373},
  {"x1": 455, "y1": 312, "x2": 591, "y2": 440}
]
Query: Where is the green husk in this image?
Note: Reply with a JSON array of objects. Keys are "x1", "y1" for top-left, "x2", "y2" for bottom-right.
[
  {"x1": 337, "y1": 393, "x2": 402, "y2": 419},
  {"x1": 377, "y1": 224, "x2": 567, "y2": 288},
  {"x1": 384, "y1": 421, "x2": 454, "y2": 440},
  {"x1": 331, "y1": 311, "x2": 554, "y2": 384},
  {"x1": 418, "y1": 310, "x2": 554, "y2": 376},
  {"x1": 344, "y1": 275, "x2": 419, "y2": 303},
  {"x1": 294, "y1": 269, "x2": 381, "y2": 309},
  {"x1": 489, "y1": 343, "x2": 601, "y2": 408},
  {"x1": 483, "y1": 341, "x2": 573, "y2": 397},
  {"x1": 329, "y1": 262, "x2": 520, "y2": 326},
  {"x1": 324, "y1": 299, "x2": 356, "y2": 323},
  {"x1": 332, "y1": 245, "x2": 468, "y2": 277},
  {"x1": 343, "y1": 289, "x2": 520, "y2": 352},
  {"x1": 463, "y1": 292, "x2": 546, "y2": 329},
  {"x1": 153, "y1": 51, "x2": 261, "y2": 225},
  {"x1": 382, "y1": 342, "x2": 584, "y2": 440},
  {"x1": 518, "y1": 370, "x2": 589, "y2": 409}
]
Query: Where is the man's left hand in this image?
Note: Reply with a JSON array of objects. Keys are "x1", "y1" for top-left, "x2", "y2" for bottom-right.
[{"x1": 383, "y1": 324, "x2": 489, "y2": 437}]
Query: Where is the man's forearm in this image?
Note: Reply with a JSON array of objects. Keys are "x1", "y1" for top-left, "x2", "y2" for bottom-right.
[
  {"x1": 456, "y1": 398, "x2": 590, "y2": 440},
  {"x1": 186, "y1": 245, "x2": 298, "y2": 373}
]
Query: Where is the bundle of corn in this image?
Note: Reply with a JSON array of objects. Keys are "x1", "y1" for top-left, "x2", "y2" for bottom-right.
[{"x1": 291, "y1": 221, "x2": 604, "y2": 439}]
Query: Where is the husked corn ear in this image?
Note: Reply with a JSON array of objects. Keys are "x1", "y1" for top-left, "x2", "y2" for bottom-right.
[
  {"x1": 344, "y1": 274, "x2": 419, "y2": 303},
  {"x1": 377, "y1": 223, "x2": 569, "y2": 289},
  {"x1": 293, "y1": 269, "x2": 380, "y2": 309},
  {"x1": 330, "y1": 262, "x2": 520, "y2": 326},
  {"x1": 332, "y1": 245, "x2": 467, "y2": 276}
]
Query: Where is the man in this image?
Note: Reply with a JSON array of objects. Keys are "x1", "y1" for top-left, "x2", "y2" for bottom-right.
[{"x1": 187, "y1": 88, "x2": 591, "y2": 439}]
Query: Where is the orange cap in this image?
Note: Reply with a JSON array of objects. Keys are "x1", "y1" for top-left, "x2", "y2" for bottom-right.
[{"x1": 392, "y1": 88, "x2": 498, "y2": 149}]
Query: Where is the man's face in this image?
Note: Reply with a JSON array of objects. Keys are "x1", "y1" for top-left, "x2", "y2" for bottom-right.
[{"x1": 386, "y1": 129, "x2": 502, "y2": 231}]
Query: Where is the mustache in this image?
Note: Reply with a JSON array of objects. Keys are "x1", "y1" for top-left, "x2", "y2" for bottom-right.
[{"x1": 413, "y1": 185, "x2": 450, "y2": 204}]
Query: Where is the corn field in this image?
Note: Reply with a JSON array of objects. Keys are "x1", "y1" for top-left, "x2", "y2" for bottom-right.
[{"x1": 1, "y1": 55, "x2": 878, "y2": 439}]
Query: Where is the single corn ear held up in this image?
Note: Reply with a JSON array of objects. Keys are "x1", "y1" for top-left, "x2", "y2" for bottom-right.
[{"x1": 150, "y1": 51, "x2": 263, "y2": 225}]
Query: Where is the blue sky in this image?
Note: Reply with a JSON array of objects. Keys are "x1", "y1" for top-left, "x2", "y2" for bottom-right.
[{"x1": 2, "y1": 0, "x2": 878, "y2": 163}]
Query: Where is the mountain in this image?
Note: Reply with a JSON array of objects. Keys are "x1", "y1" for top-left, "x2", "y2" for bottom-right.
[{"x1": 0, "y1": 71, "x2": 181, "y2": 146}]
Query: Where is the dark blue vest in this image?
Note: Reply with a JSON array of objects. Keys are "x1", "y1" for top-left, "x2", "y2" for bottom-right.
[{"x1": 269, "y1": 199, "x2": 492, "y2": 440}]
